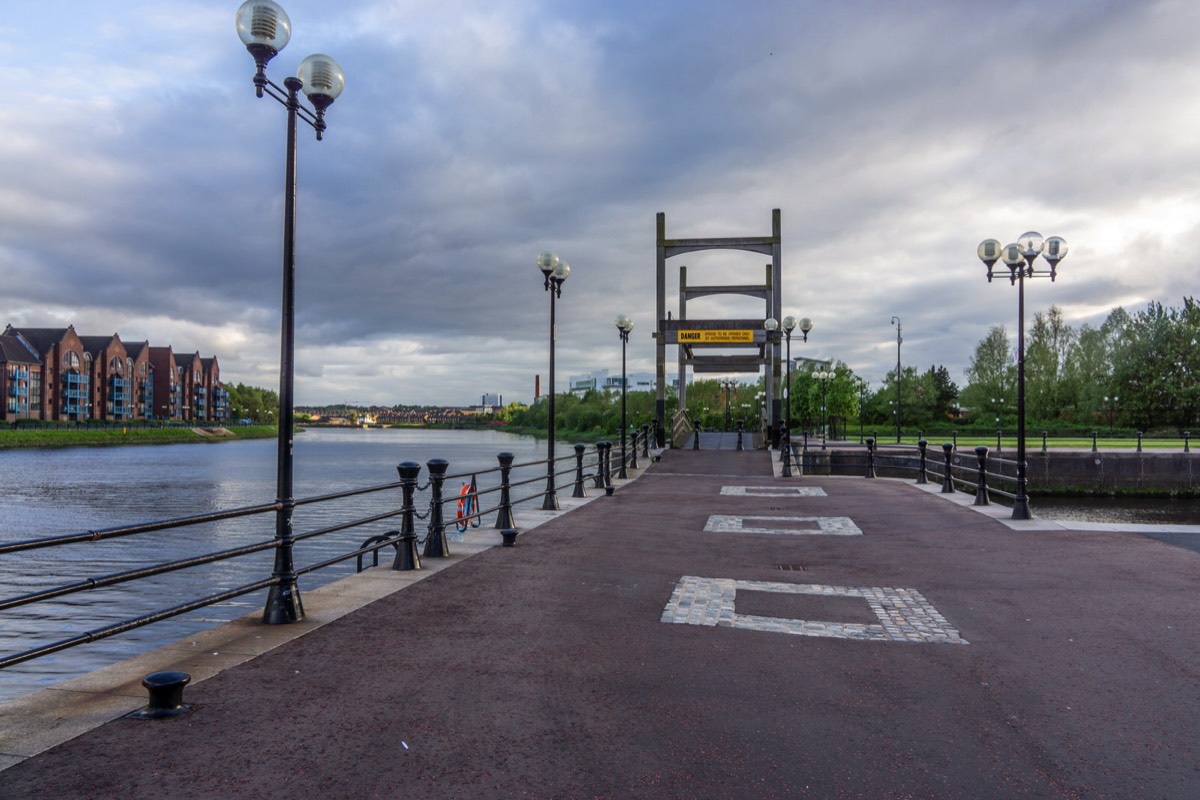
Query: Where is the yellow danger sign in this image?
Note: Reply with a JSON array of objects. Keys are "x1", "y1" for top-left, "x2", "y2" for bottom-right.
[{"x1": 677, "y1": 329, "x2": 755, "y2": 344}]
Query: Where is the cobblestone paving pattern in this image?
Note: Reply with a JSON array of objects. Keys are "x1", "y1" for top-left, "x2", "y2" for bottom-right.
[
  {"x1": 661, "y1": 576, "x2": 968, "y2": 644},
  {"x1": 704, "y1": 514, "x2": 863, "y2": 535}
]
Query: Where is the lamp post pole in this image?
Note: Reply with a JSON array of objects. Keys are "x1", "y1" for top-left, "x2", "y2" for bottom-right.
[
  {"x1": 537, "y1": 251, "x2": 571, "y2": 510},
  {"x1": 978, "y1": 233, "x2": 1068, "y2": 520},
  {"x1": 891, "y1": 316, "x2": 902, "y2": 443},
  {"x1": 812, "y1": 369, "x2": 831, "y2": 449},
  {"x1": 856, "y1": 378, "x2": 867, "y2": 444},
  {"x1": 237, "y1": 0, "x2": 344, "y2": 625},
  {"x1": 615, "y1": 315, "x2": 634, "y2": 479}
]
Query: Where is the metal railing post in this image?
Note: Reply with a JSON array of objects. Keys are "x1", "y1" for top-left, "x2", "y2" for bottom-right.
[
  {"x1": 781, "y1": 424, "x2": 792, "y2": 478},
  {"x1": 1092, "y1": 431, "x2": 1098, "y2": 452},
  {"x1": 1137, "y1": 431, "x2": 1144, "y2": 453},
  {"x1": 572, "y1": 443, "x2": 588, "y2": 498},
  {"x1": 592, "y1": 442, "x2": 607, "y2": 489},
  {"x1": 916, "y1": 439, "x2": 928, "y2": 484},
  {"x1": 736, "y1": 419, "x2": 744, "y2": 451},
  {"x1": 865, "y1": 437, "x2": 877, "y2": 479},
  {"x1": 423, "y1": 458, "x2": 449, "y2": 558},
  {"x1": 693, "y1": 427, "x2": 700, "y2": 450},
  {"x1": 1041, "y1": 430, "x2": 1048, "y2": 453},
  {"x1": 973, "y1": 446, "x2": 990, "y2": 506},
  {"x1": 642, "y1": 423, "x2": 651, "y2": 458},
  {"x1": 393, "y1": 461, "x2": 422, "y2": 569},
  {"x1": 1186, "y1": 431, "x2": 1191, "y2": 453},
  {"x1": 495, "y1": 452, "x2": 516, "y2": 529},
  {"x1": 941, "y1": 443, "x2": 955, "y2": 493},
  {"x1": 629, "y1": 429, "x2": 640, "y2": 471}
]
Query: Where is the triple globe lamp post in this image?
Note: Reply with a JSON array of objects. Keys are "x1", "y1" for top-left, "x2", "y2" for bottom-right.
[
  {"x1": 977, "y1": 232, "x2": 1068, "y2": 520},
  {"x1": 236, "y1": 0, "x2": 345, "y2": 624}
]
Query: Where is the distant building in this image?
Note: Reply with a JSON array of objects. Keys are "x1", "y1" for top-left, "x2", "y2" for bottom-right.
[
  {"x1": 0, "y1": 324, "x2": 227, "y2": 423},
  {"x1": 569, "y1": 370, "x2": 660, "y2": 396}
]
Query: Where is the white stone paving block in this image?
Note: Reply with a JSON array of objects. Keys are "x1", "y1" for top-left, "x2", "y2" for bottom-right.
[
  {"x1": 661, "y1": 576, "x2": 968, "y2": 645},
  {"x1": 704, "y1": 514, "x2": 863, "y2": 536}
]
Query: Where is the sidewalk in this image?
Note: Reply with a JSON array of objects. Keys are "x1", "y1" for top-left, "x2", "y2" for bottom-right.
[{"x1": 2, "y1": 448, "x2": 1199, "y2": 798}]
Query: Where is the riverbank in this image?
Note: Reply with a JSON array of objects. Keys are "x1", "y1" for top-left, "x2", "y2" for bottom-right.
[{"x1": 0, "y1": 425, "x2": 277, "y2": 449}]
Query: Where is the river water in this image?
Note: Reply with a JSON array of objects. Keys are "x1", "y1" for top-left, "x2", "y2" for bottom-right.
[{"x1": 0, "y1": 427, "x2": 579, "y2": 703}]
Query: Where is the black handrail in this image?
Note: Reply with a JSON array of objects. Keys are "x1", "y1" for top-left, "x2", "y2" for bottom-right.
[{"x1": 0, "y1": 446, "x2": 605, "y2": 675}]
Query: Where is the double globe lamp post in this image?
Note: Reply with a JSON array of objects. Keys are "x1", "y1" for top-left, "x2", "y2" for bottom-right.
[
  {"x1": 977, "y1": 232, "x2": 1068, "y2": 520},
  {"x1": 236, "y1": 0, "x2": 345, "y2": 624},
  {"x1": 780, "y1": 315, "x2": 813, "y2": 476},
  {"x1": 537, "y1": 251, "x2": 571, "y2": 510},
  {"x1": 615, "y1": 315, "x2": 634, "y2": 479}
]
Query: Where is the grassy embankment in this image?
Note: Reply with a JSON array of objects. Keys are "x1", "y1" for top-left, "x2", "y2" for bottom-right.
[{"x1": 0, "y1": 425, "x2": 278, "y2": 449}]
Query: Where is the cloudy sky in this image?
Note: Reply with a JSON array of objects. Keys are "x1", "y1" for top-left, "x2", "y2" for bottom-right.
[{"x1": 2, "y1": 0, "x2": 1197, "y2": 407}]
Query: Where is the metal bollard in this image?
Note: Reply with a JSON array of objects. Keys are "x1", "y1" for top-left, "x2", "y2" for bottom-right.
[
  {"x1": 629, "y1": 428, "x2": 640, "y2": 471},
  {"x1": 592, "y1": 442, "x2": 607, "y2": 489},
  {"x1": 1137, "y1": 431, "x2": 1143, "y2": 453},
  {"x1": 865, "y1": 437, "x2": 877, "y2": 479},
  {"x1": 973, "y1": 446, "x2": 990, "y2": 506},
  {"x1": 572, "y1": 444, "x2": 588, "y2": 498},
  {"x1": 996, "y1": 428, "x2": 1002, "y2": 452},
  {"x1": 941, "y1": 443, "x2": 955, "y2": 493},
  {"x1": 916, "y1": 439, "x2": 928, "y2": 484},
  {"x1": 495, "y1": 452, "x2": 516, "y2": 529},
  {"x1": 423, "y1": 458, "x2": 450, "y2": 558},
  {"x1": 736, "y1": 419, "x2": 744, "y2": 451},
  {"x1": 1092, "y1": 431, "x2": 1098, "y2": 453},
  {"x1": 1186, "y1": 431, "x2": 1191, "y2": 453},
  {"x1": 127, "y1": 671, "x2": 192, "y2": 720},
  {"x1": 1041, "y1": 431, "x2": 1048, "y2": 453},
  {"x1": 693, "y1": 427, "x2": 700, "y2": 450},
  {"x1": 642, "y1": 423, "x2": 651, "y2": 458},
  {"x1": 500, "y1": 528, "x2": 519, "y2": 547},
  {"x1": 952, "y1": 430, "x2": 958, "y2": 450},
  {"x1": 781, "y1": 424, "x2": 792, "y2": 478}
]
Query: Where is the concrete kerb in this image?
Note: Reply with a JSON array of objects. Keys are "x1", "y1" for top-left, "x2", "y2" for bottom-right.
[{"x1": 0, "y1": 450, "x2": 664, "y2": 771}]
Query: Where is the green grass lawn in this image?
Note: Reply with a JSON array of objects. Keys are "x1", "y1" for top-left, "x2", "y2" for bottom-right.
[{"x1": 0, "y1": 425, "x2": 278, "y2": 449}]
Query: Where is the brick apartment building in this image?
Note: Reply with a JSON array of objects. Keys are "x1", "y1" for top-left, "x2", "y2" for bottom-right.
[{"x1": 0, "y1": 325, "x2": 229, "y2": 424}]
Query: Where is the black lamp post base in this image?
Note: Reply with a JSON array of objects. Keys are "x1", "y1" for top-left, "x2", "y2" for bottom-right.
[
  {"x1": 263, "y1": 582, "x2": 304, "y2": 624},
  {"x1": 1011, "y1": 496, "x2": 1033, "y2": 520}
]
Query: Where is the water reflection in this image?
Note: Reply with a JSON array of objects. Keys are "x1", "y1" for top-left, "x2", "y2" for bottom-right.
[{"x1": 0, "y1": 427, "x2": 575, "y2": 701}]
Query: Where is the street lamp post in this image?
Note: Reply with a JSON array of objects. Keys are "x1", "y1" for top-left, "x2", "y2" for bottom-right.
[
  {"x1": 891, "y1": 316, "x2": 902, "y2": 443},
  {"x1": 764, "y1": 317, "x2": 780, "y2": 446},
  {"x1": 615, "y1": 315, "x2": 634, "y2": 479},
  {"x1": 237, "y1": 0, "x2": 344, "y2": 625},
  {"x1": 537, "y1": 251, "x2": 571, "y2": 510},
  {"x1": 856, "y1": 378, "x2": 868, "y2": 444},
  {"x1": 978, "y1": 232, "x2": 1068, "y2": 520},
  {"x1": 812, "y1": 368, "x2": 831, "y2": 449},
  {"x1": 1104, "y1": 394, "x2": 1119, "y2": 433}
]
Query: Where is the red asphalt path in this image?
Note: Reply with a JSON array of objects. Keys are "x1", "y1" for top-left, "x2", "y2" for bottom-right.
[{"x1": 2, "y1": 449, "x2": 1199, "y2": 799}]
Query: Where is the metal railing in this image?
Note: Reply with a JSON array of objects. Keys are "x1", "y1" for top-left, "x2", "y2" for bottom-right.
[{"x1": 0, "y1": 442, "x2": 629, "y2": 672}]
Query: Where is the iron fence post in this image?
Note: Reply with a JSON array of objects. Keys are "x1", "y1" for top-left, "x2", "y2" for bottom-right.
[
  {"x1": 393, "y1": 461, "x2": 422, "y2": 568},
  {"x1": 865, "y1": 437, "x2": 877, "y2": 479},
  {"x1": 781, "y1": 424, "x2": 792, "y2": 477},
  {"x1": 423, "y1": 458, "x2": 449, "y2": 558},
  {"x1": 592, "y1": 442, "x2": 606, "y2": 489},
  {"x1": 974, "y1": 446, "x2": 990, "y2": 506},
  {"x1": 941, "y1": 442, "x2": 955, "y2": 493},
  {"x1": 643, "y1": 424, "x2": 651, "y2": 458},
  {"x1": 917, "y1": 439, "x2": 928, "y2": 484},
  {"x1": 572, "y1": 443, "x2": 588, "y2": 498},
  {"x1": 495, "y1": 452, "x2": 516, "y2": 529}
]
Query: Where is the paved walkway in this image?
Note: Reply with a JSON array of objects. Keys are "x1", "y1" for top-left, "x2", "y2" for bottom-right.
[{"x1": 2, "y1": 449, "x2": 1199, "y2": 798}]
